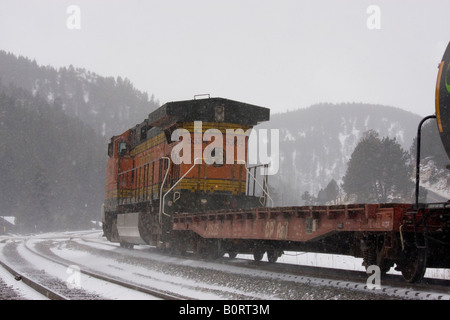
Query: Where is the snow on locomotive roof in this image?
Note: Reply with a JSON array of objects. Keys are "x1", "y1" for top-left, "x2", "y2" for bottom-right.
[{"x1": 148, "y1": 97, "x2": 270, "y2": 128}]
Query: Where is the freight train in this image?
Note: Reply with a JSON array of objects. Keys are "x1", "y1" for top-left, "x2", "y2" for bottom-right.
[{"x1": 102, "y1": 45, "x2": 450, "y2": 283}]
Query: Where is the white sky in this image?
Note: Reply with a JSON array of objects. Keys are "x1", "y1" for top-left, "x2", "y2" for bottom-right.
[{"x1": 0, "y1": 0, "x2": 449, "y2": 117}]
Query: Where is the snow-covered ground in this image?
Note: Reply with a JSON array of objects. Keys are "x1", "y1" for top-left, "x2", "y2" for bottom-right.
[
  {"x1": 269, "y1": 251, "x2": 450, "y2": 280},
  {"x1": 0, "y1": 230, "x2": 449, "y2": 300},
  {"x1": 0, "y1": 263, "x2": 47, "y2": 300}
]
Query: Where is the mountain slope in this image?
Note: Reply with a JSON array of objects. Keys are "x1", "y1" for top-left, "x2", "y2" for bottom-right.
[
  {"x1": 0, "y1": 50, "x2": 159, "y2": 138},
  {"x1": 258, "y1": 103, "x2": 425, "y2": 205},
  {"x1": 0, "y1": 50, "x2": 161, "y2": 230}
]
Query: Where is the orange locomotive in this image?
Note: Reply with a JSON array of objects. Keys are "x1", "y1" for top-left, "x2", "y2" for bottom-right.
[{"x1": 102, "y1": 97, "x2": 270, "y2": 248}]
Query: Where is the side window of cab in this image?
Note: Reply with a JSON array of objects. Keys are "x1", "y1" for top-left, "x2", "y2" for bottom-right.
[
  {"x1": 118, "y1": 141, "x2": 127, "y2": 156},
  {"x1": 108, "y1": 141, "x2": 114, "y2": 157}
]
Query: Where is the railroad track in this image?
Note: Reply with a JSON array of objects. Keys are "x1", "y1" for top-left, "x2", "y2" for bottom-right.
[
  {"x1": 2, "y1": 231, "x2": 449, "y2": 300},
  {"x1": 0, "y1": 239, "x2": 184, "y2": 300},
  {"x1": 0, "y1": 258, "x2": 66, "y2": 300},
  {"x1": 223, "y1": 257, "x2": 450, "y2": 300},
  {"x1": 77, "y1": 233, "x2": 450, "y2": 300}
]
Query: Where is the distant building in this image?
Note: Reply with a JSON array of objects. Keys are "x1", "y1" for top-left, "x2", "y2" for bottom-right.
[{"x1": 0, "y1": 216, "x2": 16, "y2": 234}]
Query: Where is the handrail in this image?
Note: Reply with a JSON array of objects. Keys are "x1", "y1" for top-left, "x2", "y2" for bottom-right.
[
  {"x1": 118, "y1": 157, "x2": 163, "y2": 176},
  {"x1": 238, "y1": 160, "x2": 274, "y2": 208},
  {"x1": 414, "y1": 115, "x2": 436, "y2": 208},
  {"x1": 158, "y1": 157, "x2": 171, "y2": 224},
  {"x1": 161, "y1": 157, "x2": 202, "y2": 219},
  {"x1": 117, "y1": 156, "x2": 170, "y2": 209},
  {"x1": 121, "y1": 155, "x2": 273, "y2": 223}
]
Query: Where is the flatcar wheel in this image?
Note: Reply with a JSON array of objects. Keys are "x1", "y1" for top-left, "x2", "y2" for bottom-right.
[
  {"x1": 398, "y1": 246, "x2": 427, "y2": 283},
  {"x1": 171, "y1": 240, "x2": 187, "y2": 256},
  {"x1": 375, "y1": 236, "x2": 393, "y2": 276},
  {"x1": 196, "y1": 239, "x2": 224, "y2": 260},
  {"x1": 267, "y1": 248, "x2": 281, "y2": 263},
  {"x1": 253, "y1": 248, "x2": 265, "y2": 262}
]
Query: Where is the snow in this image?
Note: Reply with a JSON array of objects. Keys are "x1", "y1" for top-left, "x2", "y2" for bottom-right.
[
  {"x1": 419, "y1": 160, "x2": 450, "y2": 200},
  {"x1": 283, "y1": 130, "x2": 295, "y2": 141},
  {"x1": 47, "y1": 239, "x2": 228, "y2": 300},
  {"x1": 1, "y1": 230, "x2": 449, "y2": 301},
  {"x1": 12, "y1": 238, "x2": 160, "y2": 300},
  {"x1": 83, "y1": 91, "x2": 89, "y2": 104},
  {"x1": 1, "y1": 217, "x2": 15, "y2": 225},
  {"x1": 0, "y1": 263, "x2": 48, "y2": 300},
  {"x1": 246, "y1": 250, "x2": 450, "y2": 281}
]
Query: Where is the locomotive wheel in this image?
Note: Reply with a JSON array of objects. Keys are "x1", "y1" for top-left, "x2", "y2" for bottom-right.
[
  {"x1": 398, "y1": 246, "x2": 427, "y2": 283},
  {"x1": 120, "y1": 241, "x2": 134, "y2": 249}
]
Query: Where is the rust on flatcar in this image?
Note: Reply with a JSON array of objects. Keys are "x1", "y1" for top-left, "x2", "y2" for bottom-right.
[{"x1": 173, "y1": 204, "x2": 406, "y2": 242}]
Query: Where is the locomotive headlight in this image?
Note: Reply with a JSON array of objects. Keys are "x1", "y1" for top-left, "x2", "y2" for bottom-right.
[
  {"x1": 201, "y1": 199, "x2": 208, "y2": 204},
  {"x1": 168, "y1": 200, "x2": 173, "y2": 207}
]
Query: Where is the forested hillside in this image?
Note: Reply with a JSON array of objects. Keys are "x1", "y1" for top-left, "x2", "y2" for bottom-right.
[
  {"x1": 0, "y1": 51, "x2": 159, "y2": 231},
  {"x1": 0, "y1": 84, "x2": 105, "y2": 230},
  {"x1": 0, "y1": 50, "x2": 159, "y2": 138},
  {"x1": 259, "y1": 103, "x2": 449, "y2": 206}
]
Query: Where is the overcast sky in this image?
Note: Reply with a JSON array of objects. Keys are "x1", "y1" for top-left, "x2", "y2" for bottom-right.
[{"x1": 0, "y1": 0, "x2": 449, "y2": 117}]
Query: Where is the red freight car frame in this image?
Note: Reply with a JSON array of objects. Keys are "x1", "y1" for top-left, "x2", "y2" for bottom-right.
[{"x1": 173, "y1": 203, "x2": 432, "y2": 242}]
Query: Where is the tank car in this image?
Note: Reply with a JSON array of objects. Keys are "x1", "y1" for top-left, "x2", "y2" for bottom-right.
[{"x1": 436, "y1": 41, "x2": 450, "y2": 160}]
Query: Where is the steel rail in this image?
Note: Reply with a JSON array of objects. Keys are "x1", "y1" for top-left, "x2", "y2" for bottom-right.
[
  {"x1": 0, "y1": 258, "x2": 67, "y2": 300},
  {"x1": 22, "y1": 240, "x2": 185, "y2": 300}
]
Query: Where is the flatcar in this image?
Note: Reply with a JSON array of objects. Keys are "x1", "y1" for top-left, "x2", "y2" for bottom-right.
[{"x1": 103, "y1": 44, "x2": 450, "y2": 283}]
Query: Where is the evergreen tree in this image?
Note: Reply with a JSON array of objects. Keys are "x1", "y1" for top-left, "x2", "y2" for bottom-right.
[
  {"x1": 410, "y1": 121, "x2": 448, "y2": 167},
  {"x1": 314, "y1": 179, "x2": 340, "y2": 205},
  {"x1": 30, "y1": 165, "x2": 53, "y2": 231},
  {"x1": 301, "y1": 191, "x2": 316, "y2": 205},
  {"x1": 317, "y1": 189, "x2": 327, "y2": 204},
  {"x1": 0, "y1": 82, "x2": 106, "y2": 232},
  {"x1": 342, "y1": 131, "x2": 412, "y2": 203},
  {"x1": 15, "y1": 164, "x2": 53, "y2": 232},
  {"x1": 343, "y1": 130, "x2": 381, "y2": 203},
  {"x1": 324, "y1": 179, "x2": 340, "y2": 204},
  {"x1": 378, "y1": 136, "x2": 412, "y2": 202}
]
